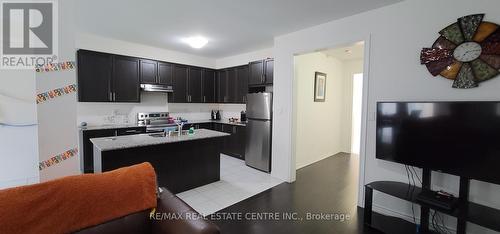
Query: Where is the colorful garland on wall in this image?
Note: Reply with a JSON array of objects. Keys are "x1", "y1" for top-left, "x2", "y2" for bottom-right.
[
  {"x1": 39, "y1": 148, "x2": 78, "y2": 171},
  {"x1": 36, "y1": 84, "x2": 77, "y2": 104},
  {"x1": 35, "y1": 61, "x2": 76, "y2": 73}
]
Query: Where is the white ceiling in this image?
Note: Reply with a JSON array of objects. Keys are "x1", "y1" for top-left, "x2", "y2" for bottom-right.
[
  {"x1": 322, "y1": 42, "x2": 365, "y2": 61},
  {"x1": 75, "y1": 0, "x2": 401, "y2": 58}
]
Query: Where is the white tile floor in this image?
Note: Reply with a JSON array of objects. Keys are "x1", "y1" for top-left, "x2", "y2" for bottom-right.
[{"x1": 176, "y1": 154, "x2": 282, "y2": 216}]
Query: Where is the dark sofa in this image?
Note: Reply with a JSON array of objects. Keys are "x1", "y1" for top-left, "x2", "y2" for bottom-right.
[{"x1": 76, "y1": 188, "x2": 220, "y2": 234}]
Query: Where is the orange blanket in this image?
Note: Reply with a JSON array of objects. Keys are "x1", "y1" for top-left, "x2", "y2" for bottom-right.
[{"x1": 0, "y1": 162, "x2": 157, "y2": 234}]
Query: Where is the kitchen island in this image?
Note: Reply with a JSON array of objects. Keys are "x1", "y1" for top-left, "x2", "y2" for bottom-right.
[{"x1": 91, "y1": 129, "x2": 229, "y2": 193}]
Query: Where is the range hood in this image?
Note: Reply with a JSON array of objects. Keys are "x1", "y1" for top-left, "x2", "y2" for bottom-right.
[{"x1": 140, "y1": 84, "x2": 173, "y2": 93}]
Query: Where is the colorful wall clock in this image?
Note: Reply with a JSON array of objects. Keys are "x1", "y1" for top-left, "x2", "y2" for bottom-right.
[{"x1": 420, "y1": 14, "x2": 500, "y2": 88}]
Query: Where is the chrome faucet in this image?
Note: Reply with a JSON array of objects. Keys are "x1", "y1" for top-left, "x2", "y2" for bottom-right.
[{"x1": 176, "y1": 122, "x2": 184, "y2": 134}]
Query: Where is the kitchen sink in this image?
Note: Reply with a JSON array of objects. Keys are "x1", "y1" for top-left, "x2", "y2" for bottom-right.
[
  {"x1": 148, "y1": 133, "x2": 166, "y2": 138},
  {"x1": 148, "y1": 130, "x2": 190, "y2": 138}
]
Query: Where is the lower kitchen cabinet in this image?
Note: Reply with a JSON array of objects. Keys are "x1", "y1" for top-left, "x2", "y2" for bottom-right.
[
  {"x1": 182, "y1": 122, "x2": 213, "y2": 130},
  {"x1": 187, "y1": 122, "x2": 246, "y2": 159},
  {"x1": 221, "y1": 124, "x2": 246, "y2": 160},
  {"x1": 80, "y1": 127, "x2": 146, "y2": 173}
]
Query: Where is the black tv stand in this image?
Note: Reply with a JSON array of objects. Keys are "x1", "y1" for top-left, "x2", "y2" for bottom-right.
[
  {"x1": 416, "y1": 189, "x2": 458, "y2": 211},
  {"x1": 364, "y1": 168, "x2": 500, "y2": 234}
]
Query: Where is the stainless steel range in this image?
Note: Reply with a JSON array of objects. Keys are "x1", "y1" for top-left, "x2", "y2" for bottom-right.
[{"x1": 137, "y1": 112, "x2": 175, "y2": 133}]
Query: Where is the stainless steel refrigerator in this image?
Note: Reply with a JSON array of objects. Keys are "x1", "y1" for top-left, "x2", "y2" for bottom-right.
[{"x1": 245, "y1": 92, "x2": 272, "y2": 172}]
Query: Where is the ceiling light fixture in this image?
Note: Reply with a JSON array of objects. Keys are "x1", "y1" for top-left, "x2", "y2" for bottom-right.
[{"x1": 183, "y1": 36, "x2": 208, "y2": 49}]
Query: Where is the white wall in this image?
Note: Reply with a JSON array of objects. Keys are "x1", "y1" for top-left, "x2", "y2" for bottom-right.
[
  {"x1": 215, "y1": 48, "x2": 273, "y2": 69},
  {"x1": 341, "y1": 59, "x2": 364, "y2": 153},
  {"x1": 37, "y1": 0, "x2": 80, "y2": 182},
  {"x1": 273, "y1": 0, "x2": 500, "y2": 233},
  {"x1": 294, "y1": 52, "x2": 353, "y2": 169}
]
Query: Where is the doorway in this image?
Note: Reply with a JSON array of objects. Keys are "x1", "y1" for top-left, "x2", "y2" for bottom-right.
[{"x1": 293, "y1": 41, "x2": 365, "y2": 208}]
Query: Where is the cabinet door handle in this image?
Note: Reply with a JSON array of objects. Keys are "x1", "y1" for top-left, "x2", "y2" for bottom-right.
[
  {"x1": 109, "y1": 92, "x2": 112, "y2": 101},
  {"x1": 261, "y1": 74, "x2": 265, "y2": 84},
  {"x1": 203, "y1": 96, "x2": 206, "y2": 103}
]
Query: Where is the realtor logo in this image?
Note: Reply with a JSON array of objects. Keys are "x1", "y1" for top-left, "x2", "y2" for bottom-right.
[{"x1": 1, "y1": 1, "x2": 58, "y2": 69}]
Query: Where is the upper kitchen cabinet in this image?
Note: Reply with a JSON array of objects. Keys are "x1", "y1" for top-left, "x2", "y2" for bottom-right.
[
  {"x1": 227, "y1": 68, "x2": 238, "y2": 103},
  {"x1": 169, "y1": 64, "x2": 188, "y2": 103},
  {"x1": 202, "y1": 69, "x2": 216, "y2": 103},
  {"x1": 139, "y1": 59, "x2": 158, "y2": 84},
  {"x1": 217, "y1": 70, "x2": 228, "y2": 103},
  {"x1": 77, "y1": 50, "x2": 113, "y2": 102},
  {"x1": 113, "y1": 56, "x2": 141, "y2": 102},
  {"x1": 158, "y1": 62, "x2": 173, "y2": 85},
  {"x1": 264, "y1": 59, "x2": 274, "y2": 85},
  {"x1": 248, "y1": 59, "x2": 274, "y2": 86},
  {"x1": 248, "y1": 60, "x2": 264, "y2": 86},
  {"x1": 77, "y1": 50, "x2": 140, "y2": 102},
  {"x1": 140, "y1": 59, "x2": 173, "y2": 85},
  {"x1": 188, "y1": 67, "x2": 202, "y2": 103},
  {"x1": 214, "y1": 65, "x2": 248, "y2": 104},
  {"x1": 237, "y1": 65, "x2": 249, "y2": 103}
]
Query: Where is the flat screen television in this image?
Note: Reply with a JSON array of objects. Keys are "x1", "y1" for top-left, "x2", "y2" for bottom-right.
[{"x1": 376, "y1": 102, "x2": 500, "y2": 185}]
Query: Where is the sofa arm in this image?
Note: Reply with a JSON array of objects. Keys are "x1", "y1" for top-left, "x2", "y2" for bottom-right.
[{"x1": 151, "y1": 188, "x2": 220, "y2": 234}]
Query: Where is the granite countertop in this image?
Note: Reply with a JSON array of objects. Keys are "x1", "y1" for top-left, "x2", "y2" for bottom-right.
[
  {"x1": 79, "y1": 124, "x2": 143, "y2": 131},
  {"x1": 80, "y1": 119, "x2": 246, "y2": 131},
  {"x1": 189, "y1": 119, "x2": 247, "y2": 126},
  {"x1": 90, "y1": 129, "x2": 230, "y2": 151}
]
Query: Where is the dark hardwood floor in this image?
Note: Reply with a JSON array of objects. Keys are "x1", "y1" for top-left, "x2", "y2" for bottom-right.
[{"x1": 210, "y1": 153, "x2": 415, "y2": 234}]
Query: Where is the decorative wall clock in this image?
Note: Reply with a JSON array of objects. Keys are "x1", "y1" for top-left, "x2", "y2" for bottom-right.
[{"x1": 420, "y1": 14, "x2": 500, "y2": 88}]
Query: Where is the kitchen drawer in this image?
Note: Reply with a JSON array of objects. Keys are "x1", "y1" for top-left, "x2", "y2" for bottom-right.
[{"x1": 116, "y1": 127, "x2": 146, "y2": 136}]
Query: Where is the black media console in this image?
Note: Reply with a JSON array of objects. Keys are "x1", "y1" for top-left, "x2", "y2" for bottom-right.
[{"x1": 364, "y1": 168, "x2": 500, "y2": 234}]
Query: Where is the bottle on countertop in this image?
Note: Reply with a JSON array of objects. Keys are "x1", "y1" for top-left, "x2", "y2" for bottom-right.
[
  {"x1": 215, "y1": 110, "x2": 221, "y2": 120},
  {"x1": 240, "y1": 111, "x2": 247, "y2": 122},
  {"x1": 211, "y1": 110, "x2": 216, "y2": 120}
]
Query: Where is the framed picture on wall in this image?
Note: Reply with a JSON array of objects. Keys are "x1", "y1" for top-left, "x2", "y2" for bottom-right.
[{"x1": 314, "y1": 72, "x2": 326, "y2": 102}]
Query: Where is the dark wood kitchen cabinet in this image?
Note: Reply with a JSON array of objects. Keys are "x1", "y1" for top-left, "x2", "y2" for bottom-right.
[
  {"x1": 77, "y1": 50, "x2": 113, "y2": 102},
  {"x1": 188, "y1": 67, "x2": 202, "y2": 103},
  {"x1": 249, "y1": 60, "x2": 264, "y2": 86},
  {"x1": 77, "y1": 49, "x2": 268, "y2": 104},
  {"x1": 227, "y1": 68, "x2": 238, "y2": 103},
  {"x1": 77, "y1": 50, "x2": 140, "y2": 102},
  {"x1": 213, "y1": 123, "x2": 223, "y2": 132},
  {"x1": 237, "y1": 65, "x2": 249, "y2": 103},
  {"x1": 139, "y1": 59, "x2": 158, "y2": 84},
  {"x1": 202, "y1": 69, "x2": 216, "y2": 103},
  {"x1": 217, "y1": 70, "x2": 228, "y2": 103},
  {"x1": 264, "y1": 59, "x2": 274, "y2": 85},
  {"x1": 169, "y1": 65, "x2": 188, "y2": 103},
  {"x1": 113, "y1": 56, "x2": 140, "y2": 102},
  {"x1": 158, "y1": 62, "x2": 173, "y2": 85},
  {"x1": 221, "y1": 124, "x2": 246, "y2": 159},
  {"x1": 216, "y1": 66, "x2": 247, "y2": 104},
  {"x1": 248, "y1": 59, "x2": 273, "y2": 86},
  {"x1": 81, "y1": 127, "x2": 146, "y2": 173},
  {"x1": 141, "y1": 60, "x2": 173, "y2": 85}
]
